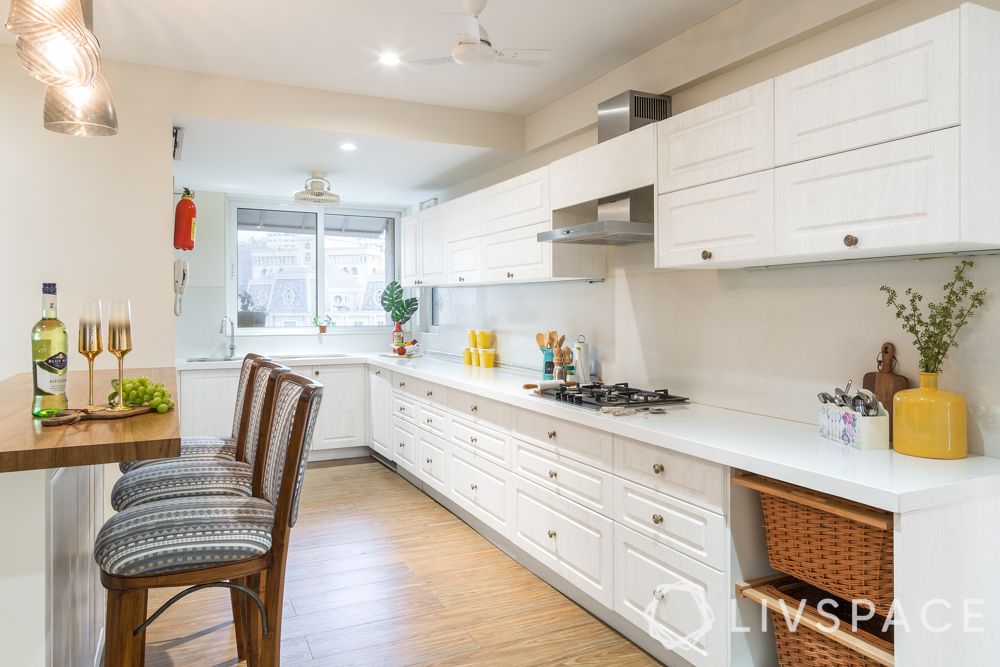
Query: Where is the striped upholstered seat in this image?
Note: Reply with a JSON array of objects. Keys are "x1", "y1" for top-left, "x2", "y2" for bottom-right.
[
  {"x1": 95, "y1": 496, "x2": 274, "y2": 577},
  {"x1": 111, "y1": 363, "x2": 279, "y2": 511},
  {"x1": 118, "y1": 354, "x2": 260, "y2": 473}
]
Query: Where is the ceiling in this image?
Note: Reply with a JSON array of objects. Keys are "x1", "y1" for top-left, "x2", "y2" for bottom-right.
[
  {"x1": 172, "y1": 116, "x2": 520, "y2": 205},
  {"x1": 0, "y1": 0, "x2": 740, "y2": 115}
]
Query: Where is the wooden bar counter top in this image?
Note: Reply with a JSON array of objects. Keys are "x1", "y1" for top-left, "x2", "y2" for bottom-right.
[{"x1": 0, "y1": 367, "x2": 180, "y2": 472}]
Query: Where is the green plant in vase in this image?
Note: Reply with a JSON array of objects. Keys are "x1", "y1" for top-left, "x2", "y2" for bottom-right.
[
  {"x1": 380, "y1": 281, "x2": 418, "y2": 355},
  {"x1": 880, "y1": 260, "x2": 987, "y2": 459}
]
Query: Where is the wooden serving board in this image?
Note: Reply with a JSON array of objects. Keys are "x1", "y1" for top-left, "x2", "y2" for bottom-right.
[
  {"x1": 42, "y1": 405, "x2": 154, "y2": 427},
  {"x1": 862, "y1": 342, "x2": 909, "y2": 439}
]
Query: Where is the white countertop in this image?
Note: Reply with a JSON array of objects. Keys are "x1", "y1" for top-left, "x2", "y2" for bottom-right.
[{"x1": 178, "y1": 353, "x2": 1000, "y2": 513}]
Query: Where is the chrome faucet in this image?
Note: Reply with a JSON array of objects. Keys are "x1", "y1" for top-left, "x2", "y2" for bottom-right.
[{"x1": 220, "y1": 316, "x2": 236, "y2": 359}]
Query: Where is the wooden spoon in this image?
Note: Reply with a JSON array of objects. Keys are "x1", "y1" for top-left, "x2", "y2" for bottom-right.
[
  {"x1": 548, "y1": 331, "x2": 557, "y2": 348},
  {"x1": 556, "y1": 335, "x2": 565, "y2": 349},
  {"x1": 535, "y1": 332, "x2": 545, "y2": 349}
]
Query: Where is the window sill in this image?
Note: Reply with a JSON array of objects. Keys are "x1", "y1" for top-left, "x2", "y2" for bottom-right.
[{"x1": 235, "y1": 327, "x2": 393, "y2": 337}]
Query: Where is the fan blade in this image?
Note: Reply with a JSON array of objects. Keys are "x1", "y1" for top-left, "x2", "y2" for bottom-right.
[
  {"x1": 496, "y1": 49, "x2": 550, "y2": 67},
  {"x1": 409, "y1": 56, "x2": 457, "y2": 66}
]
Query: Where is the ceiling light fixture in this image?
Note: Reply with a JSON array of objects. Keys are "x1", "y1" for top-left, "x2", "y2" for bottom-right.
[
  {"x1": 294, "y1": 172, "x2": 341, "y2": 207},
  {"x1": 339, "y1": 142, "x2": 358, "y2": 152},
  {"x1": 43, "y1": 71, "x2": 118, "y2": 136},
  {"x1": 378, "y1": 52, "x2": 401, "y2": 66}
]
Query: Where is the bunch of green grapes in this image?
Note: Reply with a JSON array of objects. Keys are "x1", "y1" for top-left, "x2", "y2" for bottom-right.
[{"x1": 109, "y1": 376, "x2": 174, "y2": 413}]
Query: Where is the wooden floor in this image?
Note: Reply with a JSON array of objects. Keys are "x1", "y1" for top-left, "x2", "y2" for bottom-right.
[{"x1": 144, "y1": 459, "x2": 657, "y2": 666}]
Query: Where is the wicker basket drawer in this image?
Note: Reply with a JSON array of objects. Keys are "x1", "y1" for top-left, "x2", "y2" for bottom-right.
[
  {"x1": 733, "y1": 472, "x2": 894, "y2": 617},
  {"x1": 737, "y1": 576, "x2": 894, "y2": 666}
]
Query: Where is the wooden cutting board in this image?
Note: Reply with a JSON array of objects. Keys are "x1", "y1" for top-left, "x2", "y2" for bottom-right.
[{"x1": 862, "y1": 342, "x2": 909, "y2": 439}]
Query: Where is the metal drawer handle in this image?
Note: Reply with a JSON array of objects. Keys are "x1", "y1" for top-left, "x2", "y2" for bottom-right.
[
  {"x1": 652, "y1": 463, "x2": 665, "y2": 474},
  {"x1": 458, "y1": 276, "x2": 465, "y2": 282},
  {"x1": 470, "y1": 436, "x2": 477, "y2": 444},
  {"x1": 471, "y1": 483, "x2": 478, "y2": 491},
  {"x1": 547, "y1": 430, "x2": 557, "y2": 439},
  {"x1": 652, "y1": 514, "x2": 664, "y2": 525},
  {"x1": 843, "y1": 234, "x2": 859, "y2": 247},
  {"x1": 471, "y1": 404, "x2": 478, "y2": 412},
  {"x1": 399, "y1": 442, "x2": 405, "y2": 448},
  {"x1": 426, "y1": 458, "x2": 432, "y2": 464},
  {"x1": 506, "y1": 271, "x2": 514, "y2": 279},
  {"x1": 548, "y1": 470, "x2": 558, "y2": 479},
  {"x1": 314, "y1": 370, "x2": 320, "y2": 376},
  {"x1": 399, "y1": 381, "x2": 406, "y2": 388},
  {"x1": 374, "y1": 370, "x2": 381, "y2": 376},
  {"x1": 426, "y1": 390, "x2": 434, "y2": 398},
  {"x1": 426, "y1": 418, "x2": 433, "y2": 424},
  {"x1": 547, "y1": 530, "x2": 556, "y2": 539},
  {"x1": 398, "y1": 406, "x2": 405, "y2": 412},
  {"x1": 701, "y1": 250, "x2": 712, "y2": 261}
]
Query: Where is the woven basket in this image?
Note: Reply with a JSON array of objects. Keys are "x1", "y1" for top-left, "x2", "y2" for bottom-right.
[{"x1": 751, "y1": 475, "x2": 894, "y2": 616}]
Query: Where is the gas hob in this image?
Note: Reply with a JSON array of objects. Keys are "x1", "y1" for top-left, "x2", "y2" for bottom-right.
[{"x1": 537, "y1": 382, "x2": 688, "y2": 410}]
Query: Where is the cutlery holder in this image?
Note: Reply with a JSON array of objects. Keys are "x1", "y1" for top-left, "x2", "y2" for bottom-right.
[{"x1": 819, "y1": 404, "x2": 889, "y2": 450}]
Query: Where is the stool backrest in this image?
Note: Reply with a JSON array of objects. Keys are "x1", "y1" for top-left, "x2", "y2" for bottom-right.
[
  {"x1": 241, "y1": 360, "x2": 289, "y2": 469},
  {"x1": 232, "y1": 353, "x2": 265, "y2": 444}
]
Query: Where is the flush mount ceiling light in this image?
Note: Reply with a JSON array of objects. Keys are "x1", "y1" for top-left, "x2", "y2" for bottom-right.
[
  {"x1": 339, "y1": 142, "x2": 358, "y2": 151},
  {"x1": 43, "y1": 71, "x2": 118, "y2": 136},
  {"x1": 293, "y1": 172, "x2": 342, "y2": 206},
  {"x1": 5, "y1": 0, "x2": 101, "y2": 87},
  {"x1": 378, "y1": 52, "x2": 401, "y2": 66}
]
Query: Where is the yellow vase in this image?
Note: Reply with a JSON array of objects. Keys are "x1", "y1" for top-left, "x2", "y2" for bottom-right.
[{"x1": 892, "y1": 372, "x2": 967, "y2": 459}]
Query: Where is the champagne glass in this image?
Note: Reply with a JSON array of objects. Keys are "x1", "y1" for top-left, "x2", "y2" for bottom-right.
[
  {"x1": 78, "y1": 300, "x2": 104, "y2": 411},
  {"x1": 108, "y1": 300, "x2": 133, "y2": 410}
]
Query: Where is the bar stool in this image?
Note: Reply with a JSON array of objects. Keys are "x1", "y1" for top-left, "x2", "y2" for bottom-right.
[
  {"x1": 95, "y1": 372, "x2": 323, "y2": 666},
  {"x1": 109, "y1": 360, "x2": 288, "y2": 511},
  {"x1": 118, "y1": 353, "x2": 264, "y2": 474}
]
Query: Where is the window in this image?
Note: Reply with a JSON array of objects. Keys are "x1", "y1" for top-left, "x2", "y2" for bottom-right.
[{"x1": 231, "y1": 201, "x2": 397, "y2": 331}]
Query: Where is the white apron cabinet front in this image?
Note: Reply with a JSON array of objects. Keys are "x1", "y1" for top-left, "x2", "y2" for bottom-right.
[
  {"x1": 368, "y1": 367, "x2": 391, "y2": 457},
  {"x1": 312, "y1": 365, "x2": 367, "y2": 452},
  {"x1": 178, "y1": 368, "x2": 242, "y2": 437}
]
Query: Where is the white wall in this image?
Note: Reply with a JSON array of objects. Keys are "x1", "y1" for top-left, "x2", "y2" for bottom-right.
[{"x1": 425, "y1": 0, "x2": 1000, "y2": 457}]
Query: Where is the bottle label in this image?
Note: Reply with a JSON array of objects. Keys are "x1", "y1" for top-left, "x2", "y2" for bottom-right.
[{"x1": 35, "y1": 352, "x2": 68, "y2": 395}]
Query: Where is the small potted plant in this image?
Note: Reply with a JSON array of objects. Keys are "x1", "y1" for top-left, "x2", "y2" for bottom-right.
[
  {"x1": 880, "y1": 260, "x2": 987, "y2": 459},
  {"x1": 237, "y1": 291, "x2": 267, "y2": 328},
  {"x1": 313, "y1": 315, "x2": 332, "y2": 334},
  {"x1": 380, "y1": 281, "x2": 418, "y2": 355}
]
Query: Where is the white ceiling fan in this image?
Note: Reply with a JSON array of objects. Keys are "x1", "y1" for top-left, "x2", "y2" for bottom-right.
[{"x1": 411, "y1": 0, "x2": 551, "y2": 68}]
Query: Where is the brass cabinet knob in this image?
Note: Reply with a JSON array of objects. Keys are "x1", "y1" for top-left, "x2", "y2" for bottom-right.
[
  {"x1": 399, "y1": 381, "x2": 406, "y2": 388},
  {"x1": 652, "y1": 463, "x2": 665, "y2": 474},
  {"x1": 458, "y1": 276, "x2": 465, "y2": 282},
  {"x1": 399, "y1": 442, "x2": 405, "y2": 448},
  {"x1": 701, "y1": 250, "x2": 713, "y2": 261},
  {"x1": 470, "y1": 436, "x2": 477, "y2": 444},
  {"x1": 652, "y1": 514, "x2": 664, "y2": 525},
  {"x1": 471, "y1": 404, "x2": 478, "y2": 412},
  {"x1": 506, "y1": 271, "x2": 514, "y2": 279},
  {"x1": 374, "y1": 370, "x2": 381, "y2": 376},
  {"x1": 314, "y1": 370, "x2": 320, "y2": 376},
  {"x1": 426, "y1": 390, "x2": 433, "y2": 397},
  {"x1": 547, "y1": 530, "x2": 557, "y2": 539},
  {"x1": 547, "y1": 430, "x2": 557, "y2": 439},
  {"x1": 548, "y1": 470, "x2": 558, "y2": 479},
  {"x1": 471, "y1": 483, "x2": 478, "y2": 491},
  {"x1": 843, "y1": 234, "x2": 859, "y2": 247},
  {"x1": 398, "y1": 406, "x2": 405, "y2": 412},
  {"x1": 425, "y1": 418, "x2": 433, "y2": 424},
  {"x1": 426, "y1": 458, "x2": 432, "y2": 464}
]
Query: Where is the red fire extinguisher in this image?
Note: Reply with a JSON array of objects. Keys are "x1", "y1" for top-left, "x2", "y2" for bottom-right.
[{"x1": 174, "y1": 188, "x2": 197, "y2": 250}]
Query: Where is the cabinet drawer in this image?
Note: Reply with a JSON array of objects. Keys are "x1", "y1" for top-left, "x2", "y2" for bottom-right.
[
  {"x1": 774, "y1": 128, "x2": 960, "y2": 260},
  {"x1": 392, "y1": 419, "x2": 417, "y2": 474},
  {"x1": 512, "y1": 477, "x2": 614, "y2": 607},
  {"x1": 393, "y1": 374, "x2": 445, "y2": 406},
  {"x1": 416, "y1": 431, "x2": 449, "y2": 494},
  {"x1": 658, "y1": 79, "x2": 774, "y2": 193},
  {"x1": 656, "y1": 171, "x2": 774, "y2": 269},
  {"x1": 451, "y1": 416, "x2": 509, "y2": 469},
  {"x1": 774, "y1": 10, "x2": 959, "y2": 164},
  {"x1": 391, "y1": 393, "x2": 417, "y2": 425},
  {"x1": 613, "y1": 478, "x2": 726, "y2": 571},
  {"x1": 614, "y1": 524, "x2": 726, "y2": 667},
  {"x1": 446, "y1": 389, "x2": 509, "y2": 433},
  {"x1": 512, "y1": 439, "x2": 612, "y2": 517},
  {"x1": 449, "y1": 444, "x2": 513, "y2": 537},
  {"x1": 416, "y1": 403, "x2": 450, "y2": 440},
  {"x1": 614, "y1": 437, "x2": 726, "y2": 514},
  {"x1": 511, "y1": 409, "x2": 613, "y2": 472}
]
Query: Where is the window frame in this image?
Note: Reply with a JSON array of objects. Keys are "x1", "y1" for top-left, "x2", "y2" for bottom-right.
[{"x1": 226, "y1": 195, "x2": 400, "y2": 335}]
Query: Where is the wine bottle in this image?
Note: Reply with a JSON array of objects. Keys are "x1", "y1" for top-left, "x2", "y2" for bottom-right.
[{"x1": 32, "y1": 282, "x2": 68, "y2": 417}]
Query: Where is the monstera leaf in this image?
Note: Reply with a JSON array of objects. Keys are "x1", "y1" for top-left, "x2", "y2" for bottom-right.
[{"x1": 380, "y1": 280, "x2": 419, "y2": 325}]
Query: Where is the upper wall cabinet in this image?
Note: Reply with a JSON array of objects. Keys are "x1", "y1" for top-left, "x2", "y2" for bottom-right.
[
  {"x1": 774, "y1": 10, "x2": 960, "y2": 165},
  {"x1": 657, "y1": 80, "x2": 774, "y2": 194},
  {"x1": 400, "y1": 212, "x2": 420, "y2": 285},
  {"x1": 481, "y1": 167, "x2": 550, "y2": 233},
  {"x1": 550, "y1": 124, "x2": 657, "y2": 210}
]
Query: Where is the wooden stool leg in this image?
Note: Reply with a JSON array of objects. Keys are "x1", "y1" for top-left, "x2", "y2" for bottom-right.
[
  {"x1": 104, "y1": 588, "x2": 148, "y2": 667},
  {"x1": 258, "y1": 564, "x2": 287, "y2": 667},
  {"x1": 231, "y1": 579, "x2": 247, "y2": 660},
  {"x1": 243, "y1": 573, "x2": 263, "y2": 667}
]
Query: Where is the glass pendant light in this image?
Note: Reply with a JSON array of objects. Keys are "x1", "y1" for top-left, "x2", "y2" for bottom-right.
[
  {"x1": 5, "y1": 0, "x2": 100, "y2": 87},
  {"x1": 43, "y1": 72, "x2": 118, "y2": 136}
]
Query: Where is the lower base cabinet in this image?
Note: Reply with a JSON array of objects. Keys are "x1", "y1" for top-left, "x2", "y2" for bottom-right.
[
  {"x1": 614, "y1": 524, "x2": 727, "y2": 667},
  {"x1": 511, "y1": 476, "x2": 614, "y2": 607},
  {"x1": 392, "y1": 418, "x2": 417, "y2": 474},
  {"x1": 416, "y1": 431, "x2": 450, "y2": 495},
  {"x1": 449, "y1": 445, "x2": 514, "y2": 537}
]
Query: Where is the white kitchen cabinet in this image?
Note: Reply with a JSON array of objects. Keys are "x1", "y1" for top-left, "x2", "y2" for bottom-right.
[
  {"x1": 656, "y1": 171, "x2": 774, "y2": 269},
  {"x1": 447, "y1": 191, "x2": 482, "y2": 241},
  {"x1": 446, "y1": 237, "x2": 481, "y2": 284},
  {"x1": 775, "y1": 10, "x2": 960, "y2": 165},
  {"x1": 511, "y1": 409, "x2": 614, "y2": 472},
  {"x1": 416, "y1": 431, "x2": 450, "y2": 495},
  {"x1": 418, "y1": 203, "x2": 449, "y2": 286},
  {"x1": 774, "y1": 128, "x2": 960, "y2": 261},
  {"x1": 449, "y1": 444, "x2": 513, "y2": 537},
  {"x1": 451, "y1": 416, "x2": 509, "y2": 469},
  {"x1": 511, "y1": 476, "x2": 614, "y2": 607},
  {"x1": 511, "y1": 438, "x2": 613, "y2": 518},
  {"x1": 392, "y1": 418, "x2": 417, "y2": 474},
  {"x1": 614, "y1": 524, "x2": 727, "y2": 667},
  {"x1": 481, "y1": 221, "x2": 553, "y2": 282},
  {"x1": 550, "y1": 124, "x2": 657, "y2": 210},
  {"x1": 368, "y1": 367, "x2": 391, "y2": 458},
  {"x1": 400, "y1": 212, "x2": 420, "y2": 287},
  {"x1": 178, "y1": 368, "x2": 241, "y2": 437},
  {"x1": 614, "y1": 436, "x2": 726, "y2": 514},
  {"x1": 481, "y1": 166, "x2": 550, "y2": 234},
  {"x1": 658, "y1": 80, "x2": 774, "y2": 193},
  {"x1": 313, "y1": 365, "x2": 367, "y2": 452}
]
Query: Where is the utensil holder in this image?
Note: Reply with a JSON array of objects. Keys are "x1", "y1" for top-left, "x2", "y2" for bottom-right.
[{"x1": 819, "y1": 404, "x2": 889, "y2": 450}]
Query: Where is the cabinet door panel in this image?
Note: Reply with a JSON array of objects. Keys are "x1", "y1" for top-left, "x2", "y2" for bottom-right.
[
  {"x1": 481, "y1": 167, "x2": 549, "y2": 234},
  {"x1": 656, "y1": 171, "x2": 774, "y2": 269},
  {"x1": 774, "y1": 128, "x2": 960, "y2": 260},
  {"x1": 416, "y1": 403, "x2": 450, "y2": 440},
  {"x1": 446, "y1": 389, "x2": 509, "y2": 433},
  {"x1": 481, "y1": 222, "x2": 552, "y2": 282},
  {"x1": 416, "y1": 431, "x2": 449, "y2": 494},
  {"x1": 511, "y1": 410, "x2": 613, "y2": 472},
  {"x1": 419, "y1": 204, "x2": 448, "y2": 285},
  {"x1": 400, "y1": 213, "x2": 420, "y2": 286},
  {"x1": 314, "y1": 365, "x2": 366, "y2": 451},
  {"x1": 392, "y1": 419, "x2": 417, "y2": 473},
  {"x1": 179, "y1": 369, "x2": 241, "y2": 437},
  {"x1": 774, "y1": 10, "x2": 959, "y2": 164},
  {"x1": 449, "y1": 445, "x2": 511, "y2": 536},
  {"x1": 614, "y1": 436, "x2": 726, "y2": 514},
  {"x1": 658, "y1": 80, "x2": 774, "y2": 193},
  {"x1": 512, "y1": 439, "x2": 612, "y2": 517},
  {"x1": 446, "y1": 236, "x2": 481, "y2": 284},
  {"x1": 551, "y1": 124, "x2": 656, "y2": 209},
  {"x1": 451, "y1": 416, "x2": 509, "y2": 469},
  {"x1": 368, "y1": 368, "x2": 390, "y2": 457},
  {"x1": 614, "y1": 525, "x2": 726, "y2": 667}
]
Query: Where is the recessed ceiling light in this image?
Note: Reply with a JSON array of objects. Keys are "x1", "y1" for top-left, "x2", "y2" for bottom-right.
[
  {"x1": 340, "y1": 142, "x2": 358, "y2": 152},
  {"x1": 378, "y1": 52, "x2": 401, "y2": 66}
]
